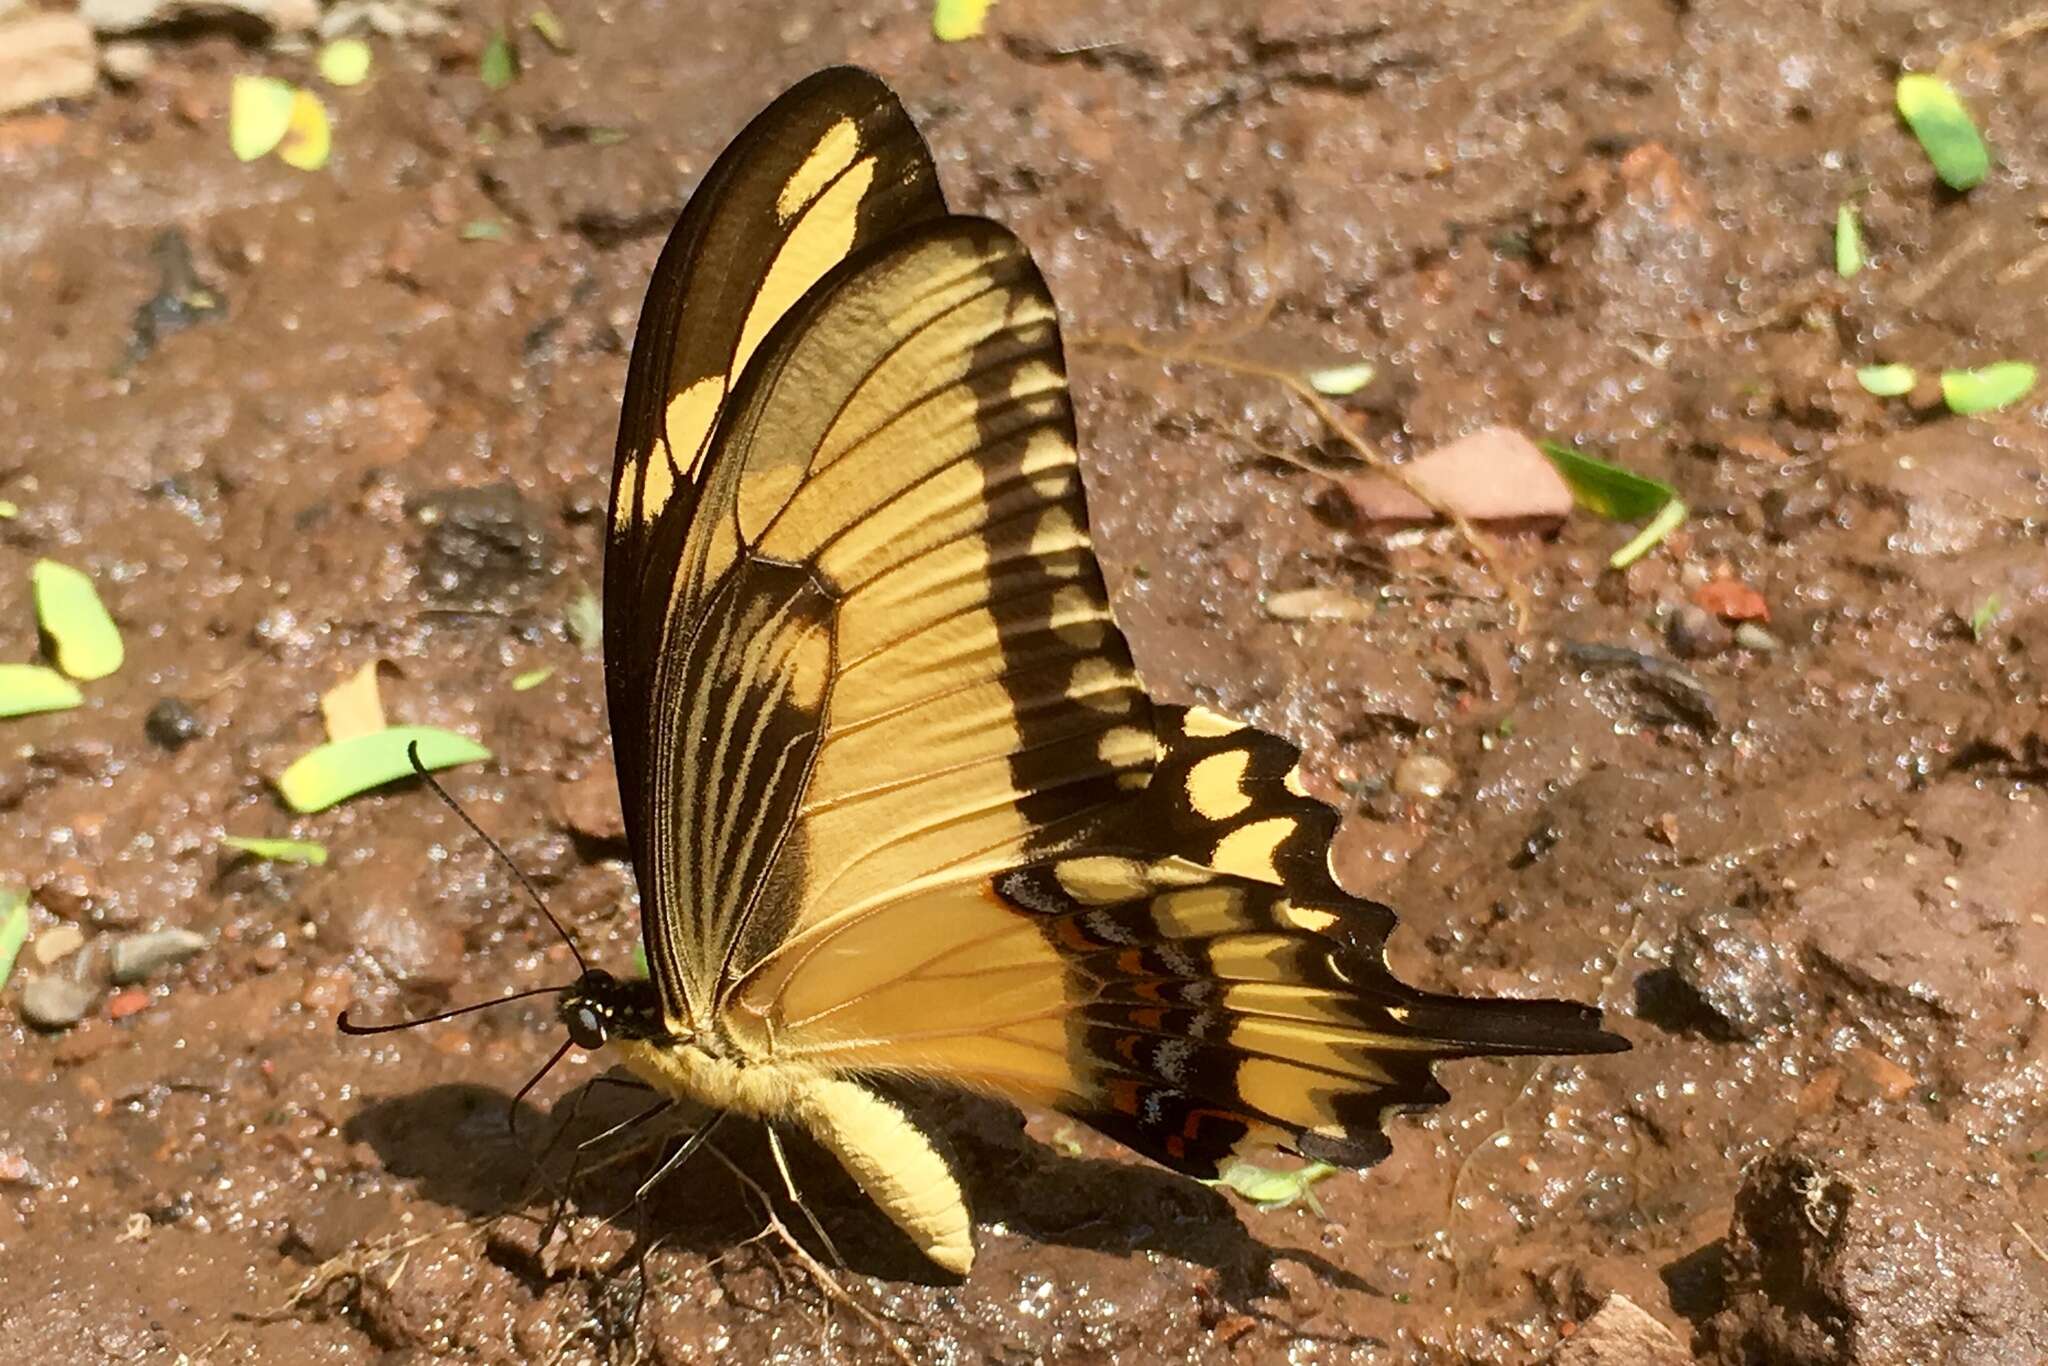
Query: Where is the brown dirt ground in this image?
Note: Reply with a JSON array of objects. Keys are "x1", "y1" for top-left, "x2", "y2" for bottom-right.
[{"x1": 5, "y1": 2, "x2": 2048, "y2": 1362}]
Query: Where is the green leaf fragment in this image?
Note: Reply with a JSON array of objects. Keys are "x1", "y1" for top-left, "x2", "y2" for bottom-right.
[
  {"x1": 1941, "y1": 362, "x2": 2035, "y2": 415},
  {"x1": 318, "y1": 38, "x2": 372, "y2": 87},
  {"x1": 1896, "y1": 74, "x2": 1989, "y2": 191},
  {"x1": 1856, "y1": 363, "x2": 1918, "y2": 397},
  {"x1": 32, "y1": 559, "x2": 124, "y2": 680},
  {"x1": 0, "y1": 664, "x2": 83, "y2": 718},
  {"x1": 1608, "y1": 497, "x2": 1689, "y2": 570},
  {"x1": 528, "y1": 8, "x2": 570, "y2": 52},
  {"x1": 1834, "y1": 203, "x2": 1863, "y2": 277},
  {"x1": 0, "y1": 500, "x2": 17, "y2": 518},
  {"x1": 1970, "y1": 594, "x2": 2003, "y2": 643},
  {"x1": 933, "y1": 0, "x2": 993, "y2": 41},
  {"x1": 1537, "y1": 441, "x2": 1676, "y2": 522},
  {"x1": 276, "y1": 725, "x2": 491, "y2": 813},
  {"x1": 229, "y1": 74, "x2": 296, "y2": 162},
  {"x1": 480, "y1": 30, "x2": 518, "y2": 90},
  {"x1": 1306, "y1": 362, "x2": 1376, "y2": 396},
  {"x1": 223, "y1": 835, "x2": 330, "y2": 866},
  {"x1": 0, "y1": 887, "x2": 29, "y2": 991},
  {"x1": 1208, "y1": 1160, "x2": 1339, "y2": 1214},
  {"x1": 460, "y1": 219, "x2": 507, "y2": 241},
  {"x1": 277, "y1": 89, "x2": 332, "y2": 172},
  {"x1": 511, "y1": 667, "x2": 553, "y2": 692},
  {"x1": 631, "y1": 943, "x2": 648, "y2": 976},
  {"x1": 566, "y1": 590, "x2": 602, "y2": 654}
]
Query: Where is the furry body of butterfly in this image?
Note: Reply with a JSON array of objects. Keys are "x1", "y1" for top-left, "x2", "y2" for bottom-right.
[{"x1": 540, "y1": 63, "x2": 1629, "y2": 1277}]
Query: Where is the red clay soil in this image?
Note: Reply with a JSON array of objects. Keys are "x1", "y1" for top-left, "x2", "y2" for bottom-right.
[{"x1": 4, "y1": 3, "x2": 2048, "y2": 1362}]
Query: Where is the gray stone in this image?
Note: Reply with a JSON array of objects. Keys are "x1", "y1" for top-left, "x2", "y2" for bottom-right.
[
  {"x1": 20, "y1": 975, "x2": 96, "y2": 1030},
  {"x1": 108, "y1": 928, "x2": 208, "y2": 984}
]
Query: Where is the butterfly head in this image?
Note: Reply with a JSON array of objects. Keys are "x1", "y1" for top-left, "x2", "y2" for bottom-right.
[{"x1": 557, "y1": 967, "x2": 668, "y2": 1051}]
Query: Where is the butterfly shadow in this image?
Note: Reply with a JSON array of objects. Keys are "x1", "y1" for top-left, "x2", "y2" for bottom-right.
[{"x1": 346, "y1": 1076, "x2": 1384, "y2": 1305}]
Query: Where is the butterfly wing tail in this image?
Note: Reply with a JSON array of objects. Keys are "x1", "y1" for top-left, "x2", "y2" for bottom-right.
[{"x1": 1001, "y1": 703, "x2": 1624, "y2": 1176}]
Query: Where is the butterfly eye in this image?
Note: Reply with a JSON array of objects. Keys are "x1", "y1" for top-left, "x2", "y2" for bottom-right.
[{"x1": 567, "y1": 1005, "x2": 608, "y2": 1050}]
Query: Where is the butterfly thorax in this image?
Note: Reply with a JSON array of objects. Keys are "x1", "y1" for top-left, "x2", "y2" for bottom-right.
[{"x1": 558, "y1": 967, "x2": 819, "y2": 1120}]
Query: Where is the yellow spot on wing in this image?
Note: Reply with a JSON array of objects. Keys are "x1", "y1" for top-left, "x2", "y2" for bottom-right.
[
  {"x1": 640, "y1": 435, "x2": 678, "y2": 523},
  {"x1": 1211, "y1": 816, "x2": 1296, "y2": 882},
  {"x1": 1055, "y1": 856, "x2": 1153, "y2": 904},
  {"x1": 666, "y1": 375, "x2": 726, "y2": 482},
  {"x1": 776, "y1": 117, "x2": 860, "y2": 222},
  {"x1": 1279, "y1": 901, "x2": 1340, "y2": 934},
  {"x1": 1184, "y1": 706, "x2": 1245, "y2": 738},
  {"x1": 1186, "y1": 749, "x2": 1253, "y2": 821},
  {"x1": 735, "y1": 157, "x2": 876, "y2": 378}
]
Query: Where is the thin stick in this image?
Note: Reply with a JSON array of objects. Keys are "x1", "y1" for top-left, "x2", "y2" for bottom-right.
[{"x1": 705, "y1": 1145, "x2": 918, "y2": 1366}]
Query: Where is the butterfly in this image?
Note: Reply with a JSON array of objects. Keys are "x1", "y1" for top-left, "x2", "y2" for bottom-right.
[{"x1": 518, "y1": 67, "x2": 1623, "y2": 1275}]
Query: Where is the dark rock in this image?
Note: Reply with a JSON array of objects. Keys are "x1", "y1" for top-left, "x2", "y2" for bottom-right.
[
  {"x1": 1667, "y1": 910, "x2": 1790, "y2": 1041},
  {"x1": 1666, "y1": 604, "x2": 1732, "y2": 660},
  {"x1": 144, "y1": 697, "x2": 204, "y2": 750},
  {"x1": 409, "y1": 484, "x2": 555, "y2": 611},
  {"x1": 1704, "y1": 1114, "x2": 2048, "y2": 1365},
  {"x1": 127, "y1": 229, "x2": 226, "y2": 367}
]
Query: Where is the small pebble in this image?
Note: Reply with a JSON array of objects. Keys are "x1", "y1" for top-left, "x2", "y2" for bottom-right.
[
  {"x1": 1733, "y1": 623, "x2": 1781, "y2": 652},
  {"x1": 106, "y1": 987, "x2": 151, "y2": 1020},
  {"x1": 1392, "y1": 753, "x2": 1456, "y2": 800},
  {"x1": 30, "y1": 923, "x2": 85, "y2": 967},
  {"x1": 1665, "y1": 603, "x2": 1732, "y2": 659},
  {"x1": 109, "y1": 928, "x2": 208, "y2": 985},
  {"x1": 144, "y1": 698, "x2": 206, "y2": 750},
  {"x1": 20, "y1": 975, "x2": 96, "y2": 1030}
]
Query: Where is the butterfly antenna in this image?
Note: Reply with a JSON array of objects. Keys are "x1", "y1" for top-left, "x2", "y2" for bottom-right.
[
  {"x1": 405, "y1": 740, "x2": 589, "y2": 973},
  {"x1": 337, "y1": 983, "x2": 568, "y2": 1035}
]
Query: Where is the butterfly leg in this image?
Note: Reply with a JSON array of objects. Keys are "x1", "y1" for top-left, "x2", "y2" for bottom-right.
[
  {"x1": 634, "y1": 1109, "x2": 729, "y2": 1203},
  {"x1": 764, "y1": 1124, "x2": 846, "y2": 1269}
]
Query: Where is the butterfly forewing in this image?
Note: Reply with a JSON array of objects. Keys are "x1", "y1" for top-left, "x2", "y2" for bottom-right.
[
  {"x1": 605, "y1": 67, "x2": 947, "y2": 896},
  {"x1": 635, "y1": 219, "x2": 1155, "y2": 1022}
]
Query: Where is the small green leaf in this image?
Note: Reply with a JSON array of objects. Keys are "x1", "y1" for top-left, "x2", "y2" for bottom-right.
[
  {"x1": 480, "y1": 30, "x2": 518, "y2": 90},
  {"x1": 1834, "y1": 203, "x2": 1863, "y2": 278},
  {"x1": 459, "y1": 219, "x2": 506, "y2": 241},
  {"x1": 0, "y1": 500, "x2": 18, "y2": 519},
  {"x1": 1941, "y1": 362, "x2": 2036, "y2": 415},
  {"x1": 32, "y1": 559, "x2": 124, "y2": 681},
  {"x1": 511, "y1": 667, "x2": 554, "y2": 692},
  {"x1": 1207, "y1": 1160, "x2": 1338, "y2": 1214},
  {"x1": 318, "y1": 38, "x2": 372, "y2": 87},
  {"x1": 1608, "y1": 497, "x2": 1689, "y2": 570},
  {"x1": 1306, "y1": 362, "x2": 1376, "y2": 397},
  {"x1": 1856, "y1": 363, "x2": 1918, "y2": 397},
  {"x1": 0, "y1": 664, "x2": 83, "y2": 718},
  {"x1": 1970, "y1": 594, "x2": 2003, "y2": 643},
  {"x1": 276, "y1": 725, "x2": 491, "y2": 813},
  {"x1": 1896, "y1": 74, "x2": 1990, "y2": 191},
  {"x1": 932, "y1": 0, "x2": 993, "y2": 41},
  {"x1": 0, "y1": 887, "x2": 29, "y2": 991},
  {"x1": 229, "y1": 75, "x2": 295, "y2": 162},
  {"x1": 1537, "y1": 442, "x2": 1676, "y2": 522},
  {"x1": 566, "y1": 590, "x2": 602, "y2": 654},
  {"x1": 528, "y1": 8, "x2": 570, "y2": 52},
  {"x1": 631, "y1": 943, "x2": 648, "y2": 976},
  {"x1": 223, "y1": 835, "x2": 330, "y2": 866}
]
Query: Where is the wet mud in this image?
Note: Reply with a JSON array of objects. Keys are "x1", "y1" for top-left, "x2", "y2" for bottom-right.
[{"x1": 4, "y1": 2, "x2": 2048, "y2": 1362}]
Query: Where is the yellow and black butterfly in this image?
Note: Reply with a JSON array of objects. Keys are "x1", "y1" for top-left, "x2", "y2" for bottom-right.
[{"x1": 356, "y1": 67, "x2": 1625, "y2": 1276}]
